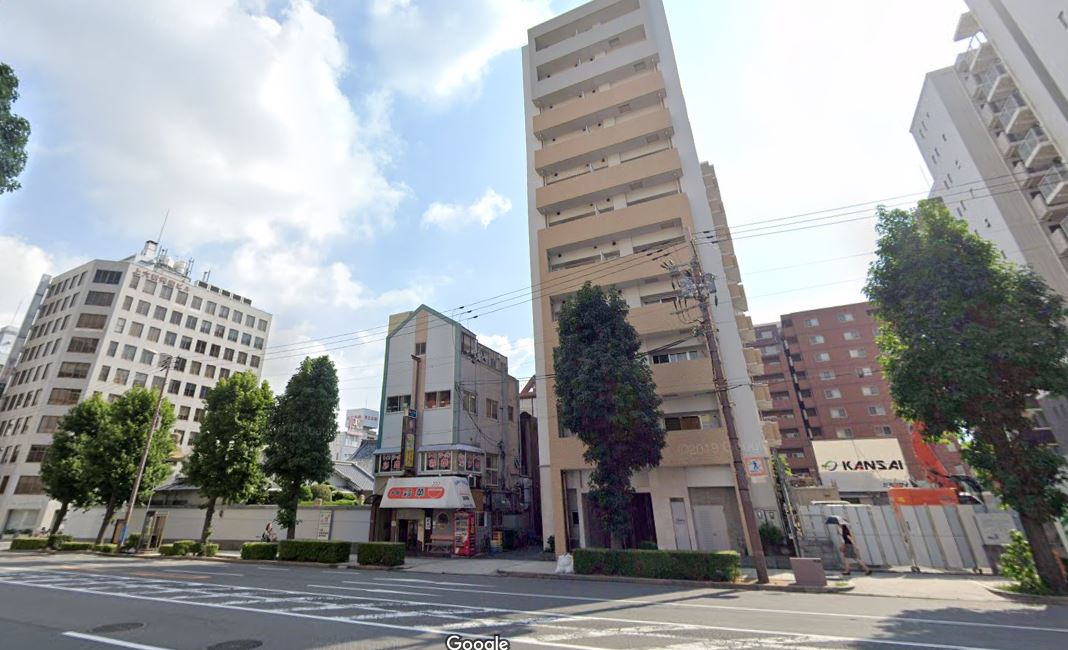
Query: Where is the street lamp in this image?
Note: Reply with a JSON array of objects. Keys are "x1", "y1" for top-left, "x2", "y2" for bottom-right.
[{"x1": 118, "y1": 352, "x2": 179, "y2": 549}]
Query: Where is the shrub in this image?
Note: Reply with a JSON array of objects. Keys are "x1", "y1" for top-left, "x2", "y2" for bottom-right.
[
  {"x1": 241, "y1": 542, "x2": 278, "y2": 560},
  {"x1": 356, "y1": 542, "x2": 405, "y2": 567},
  {"x1": 310, "y1": 483, "x2": 334, "y2": 502},
  {"x1": 58, "y1": 541, "x2": 94, "y2": 552},
  {"x1": 121, "y1": 533, "x2": 141, "y2": 551},
  {"x1": 9, "y1": 537, "x2": 49, "y2": 551},
  {"x1": 299, "y1": 484, "x2": 314, "y2": 501},
  {"x1": 1001, "y1": 530, "x2": 1052, "y2": 595},
  {"x1": 278, "y1": 539, "x2": 352, "y2": 564},
  {"x1": 47, "y1": 533, "x2": 73, "y2": 549},
  {"x1": 573, "y1": 548, "x2": 740, "y2": 582},
  {"x1": 637, "y1": 540, "x2": 659, "y2": 550},
  {"x1": 158, "y1": 544, "x2": 179, "y2": 556},
  {"x1": 759, "y1": 523, "x2": 785, "y2": 549},
  {"x1": 188, "y1": 541, "x2": 219, "y2": 557},
  {"x1": 94, "y1": 544, "x2": 118, "y2": 554},
  {"x1": 545, "y1": 535, "x2": 555, "y2": 553},
  {"x1": 170, "y1": 540, "x2": 196, "y2": 556}
]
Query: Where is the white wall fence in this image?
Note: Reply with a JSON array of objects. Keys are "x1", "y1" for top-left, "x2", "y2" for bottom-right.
[
  {"x1": 796, "y1": 503, "x2": 1017, "y2": 572},
  {"x1": 62, "y1": 504, "x2": 371, "y2": 549}
]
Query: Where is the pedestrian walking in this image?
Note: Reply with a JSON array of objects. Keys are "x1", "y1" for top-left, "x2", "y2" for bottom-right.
[
  {"x1": 827, "y1": 516, "x2": 871, "y2": 576},
  {"x1": 262, "y1": 522, "x2": 277, "y2": 542}
]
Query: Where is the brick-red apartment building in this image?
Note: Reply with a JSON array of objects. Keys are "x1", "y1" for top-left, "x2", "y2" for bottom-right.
[{"x1": 749, "y1": 301, "x2": 965, "y2": 484}]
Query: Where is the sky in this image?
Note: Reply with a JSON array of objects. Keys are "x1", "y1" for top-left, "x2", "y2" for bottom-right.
[{"x1": 0, "y1": 0, "x2": 968, "y2": 415}]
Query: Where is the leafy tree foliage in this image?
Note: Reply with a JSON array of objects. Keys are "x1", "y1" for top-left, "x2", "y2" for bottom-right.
[
  {"x1": 185, "y1": 371, "x2": 273, "y2": 544},
  {"x1": 40, "y1": 396, "x2": 108, "y2": 545},
  {"x1": 0, "y1": 63, "x2": 31, "y2": 194},
  {"x1": 264, "y1": 356, "x2": 339, "y2": 539},
  {"x1": 553, "y1": 283, "x2": 665, "y2": 548},
  {"x1": 865, "y1": 199, "x2": 1068, "y2": 593},
  {"x1": 83, "y1": 387, "x2": 177, "y2": 545}
]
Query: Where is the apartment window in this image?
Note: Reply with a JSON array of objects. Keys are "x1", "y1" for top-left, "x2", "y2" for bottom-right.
[
  {"x1": 209, "y1": 344, "x2": 220, "y2": 358},
  {"x1": 462, "y1": 391, "x2": 477, "y2": 414},
  {"x1": 758, "y1": 330, "x2": 774, "y2": 340},
  {"x1": 789, "y1": 451, "x2": 805, "y2": 459},
  {"x1": 857, "y1": 367, "x2": 874, "y2": 377},
  {"x1": 761, "y1": 345, "x2": 778, "y2": 356},
  {"x1": 184, "y1": 382, "x2": 197, "y2": 397},
  {"x1": 875, "y1": 425, "x2": 893, "y2": 437},
  {"x1": 651, "y1": 350, "x2": 699, "y2": 364},
  {"x1": 199, "y1": 386, "x2": 209, "y2": 399},
  {"x1": 228, "y1": 328, "x2": 239, "y2": 342},
  {"x1": 461, "y1": 333, "x2": 476, "y2": 356},
  {"x1": 178, "y1": 405, "x2": 191, "y2": 420},
  {"x1": 137, "y1": 300, "x2": 151, "y2": 316},
  {"x1": 140, "y1": 349, "x2": 155, "y2": 365},
  {"x1": 237, "y1": 351, "x2": 247, "y2": 365},
  {"x1": 219, "y1": 306, "x2": 230, "y2": 319},
  {"x1": 868, "y1": 405, "x2": 886, "y2": 416},
  {"x1": 170, "y1": 310, "x2": 182, "y2": 325},
  {"x1": 179, "y1": 336, "x2": 192, "y2": 351},
  {"x1": 219, "y1": 368, "x2": 230, "y2": 380},
  {"x1": 809, "y1": 335, "x2": 825, "y2": 345},
  {"x1": 38, "y1": 416, "x2": 61, "y2": 433},
  {"x1": 386, "y1": 395, "x2": 411, "y2": 413},
  {"x1": 76, "y1": 313, "x2": 107, "y2": 330},
  {"x1": 14, "y1": 475, "x2": 44, "y2": 495},
  {"x1": 174, "y1": 357, "x2": 187, "y2": 372},
  {"x1": 48, "y1": 388, "x2": 82, "y2": 405},
  {"x1": 837, "y1": 312, "x2": 855, "y2": 322},
  {"x1": 167, "y1": 380, "x2": 181, "y2": 395},
  {"x1": 200, "y1": 320, "x2": 212, "y2": 334},
  {"x1": 97, "y1": 365, "x2": 111, "y2": 382},
  {"x1": 414, "y1": 342, "x2": 427, "y2": 356},
  {"x1": 782, "y1": 429, "x2": 800, "y2": 439},
  {"x1": 818, "y1": 370, "x2": 835, "y2": 381},
  {"x1": 848, "y1": 348, "x2": 867, "y2": 358},
  {"x1": 153, "y1": 306, "x2": 167, "y2": 321},
  {"x1": 843, "y1": 330, "x2": 861, "y2": 341},
  {"x1": 84, "y1": 291, "x2": 115, "y2": 307},
  {"x1": 250, "y1": 356, "x2": 260, "y2": 369},
  {"x1": 164, "y1": 331, "x2": 177, "y2": 346},
  {"x1": 205, "y1": 365, "x2": 216, "y2": 379},
  {"x1": 129, "y1": 322, "x2": 144, "y2": 338},
  {"x1": 93, "y1": 269, "x2": 122, "y2": 284},
  {"x1": 861, "y1": 385, "x2": 880, "y2": 396},
  {"x1": 425, "y1": 390, "x2": 451, "y2": 409},
  {"x1": 176, "y1": 291, "x2": 188, "y2": 306},
  {"x1": 194, "y1": 408, "x2": 205, "y2": 422},
  {"x1": 244, "y1": 314, "x2": 255, "y2": 328},
  {"x1": 803, "y1": 318, "x2": 819, "y2": 327},
  {"x1": 223, "y1": 348, "x2": 234, "y2": 361},
  {"x1": 57, "y1": 362, "x2": 90, "y2": 379},
  {"x1": 122, "y1": 296, "x2": 134, "y2": 311},
  {"x1": 486, "y1": 398, "x2": 500, "y2": 420},
  {"x1": 823, "y1": 388, "x2": 842, "y2": 399},
  {"x1": 239, "y1": 333, "x2": 251, "y2": 347},
  {"x1": 68, "y1": 337, "x2": 100, "y2": 354},
  {"x1": 508, "y1": 406, "x2": 514, "y2": 422},
  {"x1": 121, "y1": 344, "x2": 137, "y2": 361},
  {"x1": 829, "y1": 407, "x2": 847, "y2": 419},
  {"x1": 190, "y1": 361, "x2": 202, "y2": 376},
  {"x1": 185, "y1": 315, "x2": 198, "y2": 330},
  {"x1": 257, "y1": 319, "x2": 268, "y2": 332},
  {"x1": 214, "y1": 324, "x2": 225, "y2": 338},
  {"x1": 195, "y1": 340, "x2": 207, "y2": 354},
  {"x1": 128, "y1": 273, "x2": 140, "y2": 289},
  {"x1": 160, "y1": 285, "x2": 173, "y2": 301},
  {"x1": 142, "y1": 279, "x2": 157, "y2": 295},
  {"x1": 205, "y1": 301, "x2": 217, "y2": 315},
  {"x1": 665, "y1": 415, "x2": 701, "y2": 431},
  {"x1": 253, "y1": 337, "x2": 264, "y2": 350},
  {"x1": 113, "y1": 368, "x2": 129, "y2": 385},
  {"x1": 814, "y1": 352, "x2": 831, "y2": 363},
  {"x1": 132, "y1": 372, "x2": 148, "y2": 388},
  {"x1": 836, "y1": 427, "x2": 854, "y2": 439}
]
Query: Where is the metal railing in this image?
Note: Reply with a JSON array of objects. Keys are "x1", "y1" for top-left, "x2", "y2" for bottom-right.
[
  {"x1": 1039, "y1": 164, "x2": 1068, "y2": 204},
  {"x1": 996, "y1": 92, "x2": 1027, "y2": 130},
  {"x1": 1017, "y1": 127, "x2": 1047, "y2": 164},
  {"x1": 975, "y1": 62, "x2": 1007, "y2": 99}
]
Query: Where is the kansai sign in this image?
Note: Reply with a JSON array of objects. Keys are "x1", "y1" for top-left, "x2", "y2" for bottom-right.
[{"x1": 812, "y1": 439, "x2": 910, "y2": 492}]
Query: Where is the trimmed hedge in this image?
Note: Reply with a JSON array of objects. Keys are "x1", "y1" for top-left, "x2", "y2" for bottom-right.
[
  {"x1": 94, "y1": 544, "x2": 118, "y2": 554},
  {"x1": 58, "y1": 541, "x2": 94, "y2": 552},
  {"x1": 9, "y1": 537, "x2": 49, "y2": 551},
  {"x1": 121, "y1": 533, "x2": 141, "y2": 551},
  {"x1": 573, "y1": 548, "x2": 740, "y2": 582},
  {"x1": 191, "y1": 542, "x2": 219, "y2": 557},
  {"x1": 356, "y1": 542, "x2": 405, "y2": 567},
  {"x1": 158, "y1": 544, "x2": 179, "y2": 556},
  {"x1": 171, "y1": 540, "x2": 196, "y2": 556},
  {"x1": 241, "y1": 542, "x2": 278, "y2": 560},
  {"x1": 278, "y1": 539, "x2": 352, "y2": 564}
]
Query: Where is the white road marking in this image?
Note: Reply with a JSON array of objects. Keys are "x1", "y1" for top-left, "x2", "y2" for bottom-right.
[
  {"x1": 375, "y1": 577, "x2": 485, "y2": 587},
  {"x1": 61, "y1": 631, "x2": 174, "y2": 650},
  {"x1": 1, "y1": 570, "x2": 1032, "y2": 650},
  {"x1": 346, "y1": 580, "x2": 1067, "y2": 635},
  {"x1": 167, "y1": 569, "x2": 245, "y2": 577},
  {"x1": 357, "y1": 587, "x2": 435, "y2": 597},
  {"x1": 255, "y1": 567, "x2": 289, "y2": 571}
]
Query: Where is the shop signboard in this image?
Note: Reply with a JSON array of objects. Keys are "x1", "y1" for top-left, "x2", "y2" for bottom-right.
[
  {"x1": 811, "y1": 438, "x2": 910, "y2": 492},
  {"x1": 316, "y1": 510, "x2": 333, "y2": 540}
]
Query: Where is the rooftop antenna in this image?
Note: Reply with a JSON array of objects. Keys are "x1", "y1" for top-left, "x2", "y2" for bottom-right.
[{"x1": 156, "y1": 209, "x2": 170, "y2": 251}]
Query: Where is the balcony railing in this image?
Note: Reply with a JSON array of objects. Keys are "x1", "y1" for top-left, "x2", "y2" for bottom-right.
[
  {"x1": 1018, "y1": 127, "x2": 1049, "y2": 165},
  {"x1": 1039, "y1": 164, "x2": 1068, "y2": 205},
  {"x1": 996, "y1": 93, "x2": 1029, "y2": 131},
  {"x1": 974, "y1": 62, "x2": 1005, "y2": 99}
]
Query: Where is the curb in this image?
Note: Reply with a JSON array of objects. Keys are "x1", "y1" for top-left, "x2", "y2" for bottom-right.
[
  {"x1": 986, "y1": 585, "x2": 1068, "y2": 606},
  {"x1": 494, "y1": 570, "x2": 854, "y2": 594}
]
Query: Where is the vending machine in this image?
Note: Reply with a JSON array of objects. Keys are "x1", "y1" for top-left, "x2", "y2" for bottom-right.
[{"x1": 453, "y1": 511, "x2": 476, "y2": 556}]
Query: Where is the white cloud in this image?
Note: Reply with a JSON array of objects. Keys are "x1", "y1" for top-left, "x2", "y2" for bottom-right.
[
  {"x1": 421, "y1": 188, "x2": 512, "y2": 230},
  {"x1": 0, "y1": 236, "x2": 83, "y2": 329},
  {"x1": 365, "y1": 0, "x2": 551, "y2": 101},
  {"x1": 476, "y1": 333, "x2": 535, "y2": 379},
  {"x1": 0, "y1": 0, "x2": 406, "y2": 248}
]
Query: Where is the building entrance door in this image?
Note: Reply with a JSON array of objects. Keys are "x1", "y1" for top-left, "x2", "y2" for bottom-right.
[
  {"x1": 670, "y1": 498, "x2": 692, "y2": 550},
  {"x1": 693, "y1": 504, "x2": 731, "y2": 551}
]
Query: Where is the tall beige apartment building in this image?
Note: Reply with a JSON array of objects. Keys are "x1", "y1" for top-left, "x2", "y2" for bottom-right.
[{"x1": 523, "y1": 0, "x2": 780, "y2": 554}]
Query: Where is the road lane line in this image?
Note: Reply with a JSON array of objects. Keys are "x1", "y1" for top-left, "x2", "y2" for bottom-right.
[
  {"x1": 6, "y1": 571, "x2": 1029, "y2": 650},
  {"x1": 62, "y1": 631, "x2": 174, "y2": 650},
  {"x1": 375, "y1": 577, "x2": 486, "y2": 587},
  {"x1": 256, "y1": 566, "x2": 289, "y2": 571},
  {"x1": 343, "y1": 580, "x2": 1068, "y2": 634},
  {"x1": 167, "y1": 569, "x2": 245, "y2": 577}
]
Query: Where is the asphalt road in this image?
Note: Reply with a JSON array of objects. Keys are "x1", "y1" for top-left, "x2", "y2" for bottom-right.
[{"x1": 0, "y1": 553, "x2": 1065, "y2": 650}]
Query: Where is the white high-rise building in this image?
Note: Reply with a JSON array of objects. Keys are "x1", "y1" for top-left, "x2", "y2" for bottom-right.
[
  {"x1": 912, "y1": 1, "x2": 1068, "y2": 298},
  {"x1": 0, "y1": 241, "x2": 272, "y2": 533},
  {"x1": 523, "y1": 0, "x2": 779, "y2": 554}
]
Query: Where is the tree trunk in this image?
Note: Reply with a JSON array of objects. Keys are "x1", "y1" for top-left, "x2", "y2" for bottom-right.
[
  {"x1": 49, "y1": 501, "x2": 70, "y2": 548},
  {"x1": 94, "y1": 497, "x2": 117, "y2": 546},
  {"x1": 286, "y1": 493, "x2": 298, "y2": 540},
  {"x1": 1019, "y1": 512, "x2": 1068, "y2": 595},
  {"x1": 200, "y1": 496, "x2": 217, "y2": 546}
]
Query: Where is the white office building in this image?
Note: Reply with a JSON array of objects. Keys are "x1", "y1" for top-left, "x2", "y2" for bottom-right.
[
  {"x1": 912, "y1": 1, "x2": 1068, "y2": 298},
  {"x1": 0, "y1": 241, "x2": 272, "y2": 534}
]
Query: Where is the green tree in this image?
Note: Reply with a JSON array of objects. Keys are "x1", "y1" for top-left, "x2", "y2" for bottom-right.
[
  {"x1": 264, "y1": 356, "x2": 339, "y2": 539},
  {"x1": 309, "y1": 482, "x2": 333, "y2": 502},
  {"x1": 40, "y1": 396, "x2": 108, "y2": 545},
  {"x1": 553, "y1": 283, "x2": 665, "y2": 549},
  {"x1": 0, "y1": 63, "x2": 31, "y2": 194},
  {"x1": 185, "y1": 371, "x2": 273, "y2": 545},
  {"x1": 865, "y1": 199, "x2": 1068, "y2": 594},
  {"x1": 83, "y1": 387, "x2": 177, "y2": 545}
]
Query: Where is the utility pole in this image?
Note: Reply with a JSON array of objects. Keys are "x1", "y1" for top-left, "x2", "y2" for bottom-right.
[
  {"x1": 119, "y1": 354, "x2": 177, "y2": 548},
  {"x1": 685, "y1": 238, "x2": 770, "y2": 584}
]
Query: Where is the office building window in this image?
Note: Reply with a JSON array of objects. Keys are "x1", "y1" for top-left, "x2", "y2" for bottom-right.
[
  {"x1": 809, "y1": 335, "x2": 824, "y2": 344},
  {"x1": 823, "y1": 388, "x2": 842, "y2": 399},
  {"x1": 803, "y1": 317, "x2": 819, "y2": 327},
  {"x1": 486, "y1": 398, "x2": 500, "y2": 420},
  {"x1": 868, "y1": 405, "x2": 886, "y2": 416},
  {"x1": 386, "y1": 395, "x2": 411, "y2": 413},
  {"x1": 836, "y1": 427, "x2": 854, "y2": 439},
  {"x1": 425, "y1": 390, "x2": 451, "y2": 409},
  {"x1": 837, "y1": 312, "x2": 855, "y2": 322},
  {"x1": 861, "y1": 385, "x2": 880, "y2": 396},
  {"x1": 829, "y1": 407, "x2": 847, "y2": 419},
  {"x1": 814, "y1": 352, "x2": 831, "y2": 362}
]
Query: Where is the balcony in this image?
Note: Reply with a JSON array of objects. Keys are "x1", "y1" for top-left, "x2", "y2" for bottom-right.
[
  {"x1": 762, "y1": 420, "x2": 782, "y2": 449},
  {"x1": 974, "y1": 63, "x2": 1013, "y2": 103},
  {"x1": 728, "y1": 282, "x2": 748, "y2": 312},
  {"x1": 996, "y1": 93, "x2": 1035, "y2": 136},
  {"x1": 995, "y1": 131, "x2": 1019, "y2": 157},
  {"x1": 1050, "y1": 227, "x2": 1068, "y2": 257},
  {"x1": 532, "y1": 38, "x2": 659, "y2": 106},
  {"x1": 1012, "y1": 160, "x2": 1042, "y2": 189},
  {"x1": 533, "y1": 70, "x2": 666, "y2": 138},
  {"x1": 1018, "y1": 127, "x2": 1058, "y2": 170},
  {"x1": 652, "y1": 357, "x2": 716, "y2": 396},
  {"x1": 962, "y1": 39, "x2": 996, "y2": 74},
  {"x1": 535, "y1": 107, "x2": 673, "y2": 175},
  {"x1": 539, "y1": 192, "x2": 690, "y2": 249},
  {"x1": 1039, "y1": 164, "x2": 1068, "y2": 206},
  {"x1": 979, "y1": 102, "x2": 1000, "y2": 129},
  {"x1": 532, "y1": 7, "x2": 645, "y2": 72},
  {"x1": 535, "y1": 147, "x2": 682, "y2": 212}
]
